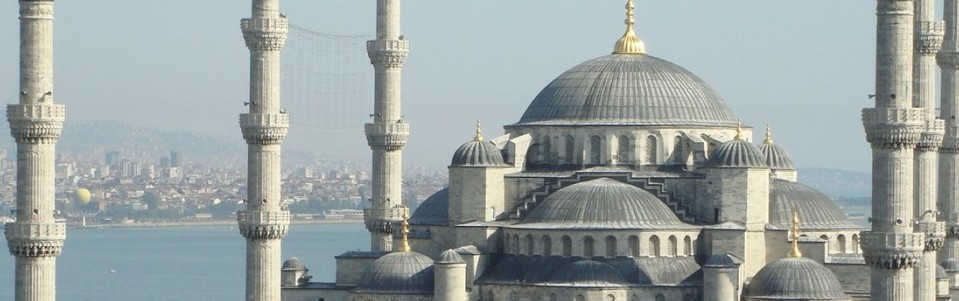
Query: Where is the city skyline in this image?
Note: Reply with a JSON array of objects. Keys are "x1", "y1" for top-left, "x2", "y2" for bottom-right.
[{"x1": 0, "y1": 1, "x2": 876, "y2": 172}]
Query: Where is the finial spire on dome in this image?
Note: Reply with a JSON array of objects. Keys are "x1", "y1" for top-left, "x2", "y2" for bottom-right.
[
  {"x1": 613, "y1": 0, "x2": 647, "y2": 54},
  {"x1": 734, "y1": 120, "x2": 743, "y2": 140},
  {"x1": 397, "y1": 213, "x2": 411, "y2": 253},
  {"x1": 474, "y1": 120, "x2": 483, "y2": 142},
  {"x1": 788, "y1": 207, "x2": 803, "y2": 258},
  {"x1": 764, "y1": 124, "x2": 773, "y2": 145}
]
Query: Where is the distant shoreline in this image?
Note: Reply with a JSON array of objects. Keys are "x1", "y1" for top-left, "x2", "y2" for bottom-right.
[{"x1": 69, "y1": 219, "x2": 363, "y2": 229}]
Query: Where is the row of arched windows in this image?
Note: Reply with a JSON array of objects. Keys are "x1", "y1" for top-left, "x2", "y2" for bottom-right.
[
  {"x1": 814, "y1": 233, "x2": 860, "y2": 254},
  {"x1": 506, "y1": 233, "x2": 695, "y2": 258},
  {"x1": 531, "y1": 134, "x2": 689, "y2": 166}
]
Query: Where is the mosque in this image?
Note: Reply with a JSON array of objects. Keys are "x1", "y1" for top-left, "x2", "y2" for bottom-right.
[{"x1": 277, "y1": 1, "x2": 959, "y2": 301}]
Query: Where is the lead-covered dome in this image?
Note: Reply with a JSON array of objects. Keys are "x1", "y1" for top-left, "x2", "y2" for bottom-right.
[
  {"x1": 355, "y1": 252, "x2": 435, "y2": 294},
  {"x1": 759, "y1": 142, "x2": 795, "y2": 170},
  {"x1": 769, "y1": 179, "x2": 862, "y2": 230},
  {"x1": 707, "y1": 139, "x2": 768, "y2": 168},
  {"x1": 745, "y1": 257, "x2": 850, "y2": 301},
  {"x1": 514, "y1": 178, "x2": 691, "y2": 229},
  {"x1": 547, "y1": 260, "x2": 629, "y2": 287},
  {"x1": 515, "y1": 54, "x2": 739, "y2": 127},
  {"x1": 451, "y1": 140, "x2": 507, "y2": 166}
]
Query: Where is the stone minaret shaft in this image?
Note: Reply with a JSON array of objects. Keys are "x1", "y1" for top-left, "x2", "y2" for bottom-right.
[
  {"x1": 364, "y1": 0, "x2": 410, "y2": 253},
  {"x1": 941, "y1": 0, "x2": 959, "y2": 280},
  {"x1": 862, "y1": 1, "x2": 926, "y2": 301},
  {"x1": 4, "y1": 1, "x2": 66, "y2": 301},
  {"x1": 914, "y1": 1, "x2": 946, "y2": 301},
  {"x1": 237, "y1": 1, "x2": 290, "y2": 300}
]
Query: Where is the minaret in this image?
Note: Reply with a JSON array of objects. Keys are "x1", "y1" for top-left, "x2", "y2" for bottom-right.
[
  {"x1": 940, "y1": 0, "x2": 959, "y2": 280},
  {"x1": 237, "y1": 1, "x2": 290, "y2": 300},
  {"x1": 4, "y1": 1, "x2": 66, "y2": 301},
  {"x1": 914, "y1": 1, "x2": 946, "y2": 300},
  {"x1": 364, "y1": 0, "x2": 411, "y2": 252},
  {"x1": 862, "y1": 1, "x2": 925, "y2": 300}
]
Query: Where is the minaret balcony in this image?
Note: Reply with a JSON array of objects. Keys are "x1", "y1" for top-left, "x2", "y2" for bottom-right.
[
  {"x1": 8, "y1": 104, "x2": 64, "y2": 143},
  {"x1": 241, "y1": 17, "x2": 289, "y2": 51},
  {"x1": 236, "y1": 210, "x2": 290, "y2": 240},
  {"x1": 365, "y1": 122, "x2": 410, "y2": 151},
  {"x1": 4, "y1": 221, "x2": 66, "y2": 257},
  {"x1": 916, "y1": 221, "x2": 946, "y2": 251},
  {"x1": 363, "y1": 207, "x2": 408, "y2": 233},
  {"x1": 862, "y1": 107, "x2": 925, "y2": 147},
  {"x1": 860, "y1": 231, "x2": 925, "y2": 269},
  {"x1": 366, "y1": 40, "x2": 410, "y2": 68},
  {"x1": 240, "y1": 113, "x2": 289, "y2": 144},
  {"x1": 918, "y1": 21, "x2": 945, "y2": 54}
]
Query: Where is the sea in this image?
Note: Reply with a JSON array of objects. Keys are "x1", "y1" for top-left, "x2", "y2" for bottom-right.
[{"x1": 0, "y1": 223, "x2": 368, "y2": 301}]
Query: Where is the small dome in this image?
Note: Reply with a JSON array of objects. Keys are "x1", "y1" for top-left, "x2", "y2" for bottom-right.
[
  {"x1": 759, "y1": 142, "x2": 795, "y2": 170},
  {"x1": 745, "y1": 257, "x2": 849, "y2": 300},
  {"x1": 282, "y1": 257, "x2": 306, "y2": 271},
  {"x1": 437, "y1": 249, "x2": 465, "y2": 264},
  {"x1": 451, "y1": 140, "x2": 507, "y2": 167},
  {"x1": 409, "y1": 188, "x2": 449, "y2": 226},
  {"x1": 356, "y1": 252, "x2": 435, "y2": 294},
  {"x1": 769, "y1": 179, "x2": 861, "y2": 230},
  {"x1": 514, "y1": 54, "x2": 739, "y2": 127},
  {"x1": 515, "y1": 178, "x2": 691, "y2": 229},
  {"x1": 707, "y1": 139, "x2": 767, "y2": 168},
  {"x1": 548, "y1": 260, "x2": 629, "y2": 287}
]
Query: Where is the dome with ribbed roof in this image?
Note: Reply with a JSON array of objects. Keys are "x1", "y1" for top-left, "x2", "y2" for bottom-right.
[
  {"x1": 547, "y1": 260, "x2": 629, "y2": 287},
  {"x1": 514, "y1": 178, "x2": 692, "y2": 229},
  {"x1": 745, "y1": 257, "x2": 850, "y2": 301},
  {"x1": 708, "y1": 139, "x2": 768, "y2": 168},
  {"x1": 355, "y1": 252, "x2": 435, "y2": 294},
  {"x1": 451, "y1": 140, "x2": 507, "y2": 167},
  {"x1": 281, "y1": 257, "x2": 307, "y2": 271},
  {"x1": 759, "y1": 142, "x2": 795, "y2": 170},
  {"x1": 769, "y1": 179, "x2": 862, "y2": 230},
  {"x1": 513, "y1": 54, "x2": 739, "y2": 127},
  {"x1": 437, "y1": 249, "x2": 465, "y2": 264}
]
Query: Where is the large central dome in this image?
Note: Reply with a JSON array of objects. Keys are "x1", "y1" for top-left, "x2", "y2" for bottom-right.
[{"x1": 515, "y1": 54, "x2": 739, "y2": 127}]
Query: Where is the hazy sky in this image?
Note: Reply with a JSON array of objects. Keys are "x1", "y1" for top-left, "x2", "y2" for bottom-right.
[{"x1": 0, "y1": 1, "x2": 880, "y2": 172}]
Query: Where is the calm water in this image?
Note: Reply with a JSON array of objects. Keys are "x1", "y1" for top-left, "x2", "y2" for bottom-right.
[{"x1": 0, "y1": 223, "x2": 368, "y2": 301}]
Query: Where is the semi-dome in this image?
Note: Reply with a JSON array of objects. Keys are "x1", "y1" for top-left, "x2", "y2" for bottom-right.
[
  {"x1": 515, "y1": 178, "x2": 691, "y2": 229},
  {"x1": 769, "y1": 179, "x2": 862, "y2": 230},
  {"x1": 409, "y1": 188, "x2": 449, "y2": 226},
  {"x1": 745, "y1": 257, "x2": 849, "y2": 300},
  {"x1": 707, "y1": 138, "x2": 767, "y2": 168},
  {"x1": 355, "y1": 252, "x2": 435, "y2": 294},
  {"x1": 513, "y1": 54, "x2": 739, "y2": 127},
  {"x1": 547, "y1": 260, "x2": 629, "y2": 287}
]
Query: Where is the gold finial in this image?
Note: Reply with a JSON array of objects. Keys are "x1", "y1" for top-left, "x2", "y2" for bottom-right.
[
  {"x1": 474, "y1": 120, "x2": 483, "y2": 142},
  {"x1": 788, "y1": 207, "x2": 803, "y2": 258},
  {"x1": 763, "y1": 124, "x2": 773, "y2": 145},
  {"x1": 734, "y1": 120, "x2": 743, "y2": 140},
  {"x1": 613, "y1": 0, "x2": 647, "y2": 54},
  {"x1": 397, "y1": 213, "x2": 411, "y2": 253}
]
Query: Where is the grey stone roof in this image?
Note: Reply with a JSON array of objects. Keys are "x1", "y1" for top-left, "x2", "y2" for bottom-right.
[
  {"x1": 547, "y1": 260, "x2": 629, "y2": 287},
  {"x1": 355, "y1": 252, "x2": 435, "y2": 294},
  {"x1": 758, "y1": 142, "x2": 796, "y2": 170},
  {"x1": 281, "y1": 257, "x2": 307, "y2": 271},
  {"x1": 513, "y1": 54, "x2": 739, "y2": 127},
  {"x1": 437, "y1": 249, "x2": 465, "y2": 264},
  {"x1": 769, "y1": 179, "x2": 862, "y2": 230},
  {"x1": 707, "y1": 139, "x2": 768, "y2": 168},
  {"x1": 703, "y1": 253, "x2": 743, "y2": 268},
  {"x1": 409, "y1": 188, "x2": 449, "y2": 226},
  {"x1": 513, "y1": 178, "x2": 694, "y2": 230},
  {"x1": 745, "y1": 257, "x2": 849, "y2": 300},
  {"x1": 451, "y1": 140, "x2": 508, "y2": 167},
  {"x1": 943, "y1": 259, "x2": 959, "y2": 272},
  {"x1": 477, "y1": 255, "x2": 702, "y2": 286}
]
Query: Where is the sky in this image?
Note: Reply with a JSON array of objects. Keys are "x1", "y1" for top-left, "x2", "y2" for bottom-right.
[{"x1": 0, "y1": 1, "x2": 881, "y2": 172}]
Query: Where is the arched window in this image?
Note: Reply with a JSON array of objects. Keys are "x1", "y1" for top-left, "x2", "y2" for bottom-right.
[
  {"x1": 542, "y1": 137, "x2": 552, "y2": 164},
  {"x1": 605, "y1": 294, "x2": 616, "y2": 301},
  {"x1": 542, "y1": 235, "x2": 552, "y2": 256},
  {"x1": 576, "y1": 295, "x2": 586, "y2": 301},
  {"x1": 526, "y1": 144, "x2": 540, "y2": 165},
  {"x1": 684, "y1": 236, "x2": 693, "y2": 256},
  {"x1": 606, "y1": 235, "x2": 618, "y2": 257},
  {"x1": 584, "y1": 236, "x2": 595, "y2": 257},
  {"x1": 512, "y1": 235, "x2": 520, "y2": 254},
  {"x1": 526, "y1": 234, "x2": 535, "y2": 255},
  {"x1": 650, "y1": 236, "x2": 661, "y2": 257},
  {"x1": 644, "y1": 135, "x2": 658, "y2": 164},
  {"x1": 674, "y1": 135, "x2": 685, "y2": 163},
  {"x1": 488, "y1": 292, "x2": 494, "y2": 301},
  {"x1": 852, "y1": 234, "x2": 860, "y2": 253},
  {"x1": 562, "y1": 235, "x2": 572, "y2": 257},
  {"x1": 668, "y1": 235, "x2": 678, "y2": 257},
  {"x1": 655, "y1": 294, "x2": 666, "y2": 301},
  {"x1": 590, "y1": 135, "x2": 602, "y2": 164},
  {"x1": 617, "y1": 135, "x2": 630, "y2": 164},
  {"x1": 838, "y1": 234, "x2": 847, "y2": 254},
  {"x1": 550, "y1": 294, "x2": 558, "y2": 301},
  {"x1": 628, "y1": 235, "x2": 640, "y2": 258},
  {"x1": 565, "y1": 135, "x2": 575, "y2": 163}
]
